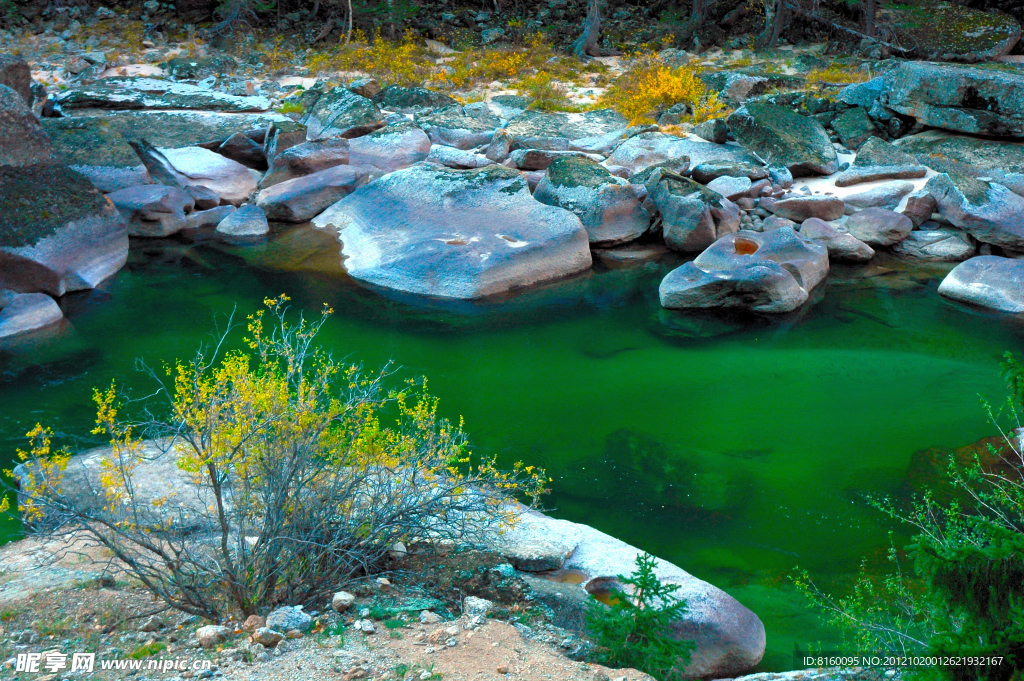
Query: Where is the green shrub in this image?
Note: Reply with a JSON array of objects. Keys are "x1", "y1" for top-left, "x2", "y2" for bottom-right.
[{"x1": 585, "y1": 553, "x2": 694, "y2": 681}]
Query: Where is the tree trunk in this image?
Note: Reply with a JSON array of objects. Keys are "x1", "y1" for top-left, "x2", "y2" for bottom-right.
[
  {"x1": 692, "y1": 0, "x2": 705, "y2": 25},
  {"x1": 865, "y1": 0, "x2": 876, "y2": 38},
  {"x1": 573, "y1": 0, "x2": 611, "y2": 58}
]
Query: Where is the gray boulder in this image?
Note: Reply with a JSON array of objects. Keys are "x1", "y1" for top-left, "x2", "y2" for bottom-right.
[
  {"x1": 416, "y1": 106, "x2": 502, "y2": 149},
  {"x1": 902, "y1": 190, "x2": 938, "y2": 228},
  {"x1": 646, "y1": 169, "x2": 739, "y2": 252},
  {"x1": 184, "y1": 205, "x2": 235, "y2": 231},
  {"x1": 0, "y1": 55, "x2": 32, "y2": 105},
  {"x1": 834, "y1": 137, "x2": 927, "y2": 187},
  {"x1": 693, "y1": 118, "x2": 728, "y2": 144},
  {"x1": 892, "y1": 227, "x2": 976, "y2": 262},
  {"x1": 311, "y1": 164, "x2": 591, "y2": 299},
  {"x1": 302, "y1": 87, "x2": 385, "y2": 140},
  {"x1": 425, "y1": 145, "x2": 495, "y2": 169},
  {"x1": 533, "y1": 156, "x2": 649, "y2": 246},
  {"x1": 882, "y1": 62, "x2": 1024, "y2": 137},
  {"x1": 831, "y1": 107, "x2": 876, "y2": 150},
  {"x1": 256, "y1": 165, "x2": 375, "y2": 222},
  {"x1": 266, "y1": 606, "x2": 312, "y2": 633},
  {"x1": 158, "y1": 147, "x2": 258, "y2": 206},
  {"x1": 56, "y1": 77, "x2": 271, "y2": 113},
  {"x1": 726, "y1": 102, "x2": 839, "y2": 176},
  {"x1": 894, "y1": 130, "x2": 1024, "y2": 191},
  {"x1": 767, "y1": 195, "x2": 845, "y2": 222},
  {"x1": 706, "y1": 176, "x2": 759, "y2": 202},
  {"x1": 509, "y1": 149, "x2": 598, "y2": 171},
  {"x1": 216, "y1": 204, "x2": 269, "y2": 242},
  {"x1": 264, "y1": 120, "x2": 307, "y2": 167},
  {"x1": 90, "y1": 110, "x2": 288, "y2": 149},
  {"x1": 0, "y1": 165, "x2": 128, "y2": 296},
  {"x1": 925, "y1": 172, "x2": 1024, "y2": 250},
  {"x1": 487, "y1": 109, "x2": 627, "y2": 162},
  {"x1": 0, "y1": 85, "x2": 56, "y2": 167},
  {"x1": 659, "y1": 227, "x2": 828, "y2": 313},
  {"x1": 938, "y1": 256, "x2": 1024, "y2": 312},
  {"x1": 799, "y1": 218, "x2": 874, "y2": 263},
  {"x1": 690, "y1": 160, "x2": 769, "y2": 185},
  {"x1": 216, "y1": 132, "x2": 267, "y2": 170},
  {"x1": 0, "y1": 292, "x2": 63, "y2": 340},
  {"x1": 837, "y1": 77, "x2": 885, "y2": 109},
  {"x1": 348, "y1": 122, "x2": 431, "y2": 172},
  {"x1": 107, "y1": 185, "x2": 195, "y2": 237},
  {"x1": 845, "y1": 208, "x2": 913, "y2": 247},
  {"x1": 843, "y1": 181, "x2": 915, "y2": 212},
  {"x1": 260, "y1": 138, "x2": 350, "y2": 189},
  {"x1": 378, "y1": 86, "x2": 459, "y2": 113},
  {"x1": 487, "y1": 509, "x2": 765, "y2": 678},
  {"x1": 605, "y1": 133, "x2": 694, "y2": 175},
  {"x1": 41, "y1": 117, "x2": 149, "y2": 192},
  {"x1": 937, "y1": 254, "x2": 1024, "y2": 311}
]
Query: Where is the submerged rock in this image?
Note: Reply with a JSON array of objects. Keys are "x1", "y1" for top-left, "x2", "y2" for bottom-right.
[
  {"x1": 0, "y1": 165, "x2": 128, "y2": 296},
  {"x1": 834, "y1": 137, "x2": 927, "y2": 187},
  {"x1": 659, "y1": 228, "x2": 828, "y2": 313},
  {"x1": 882, "y1": 62, "x2": 1024, "y2": 137},
  {"x1": 312, "y1": 164, "x2": 591, "y2": 299},
  {"x1": 533, "y1": 156, "x2": 649, "y2": 246},
  {"x1": 938, "y1": 256, "x2": 1024, "y2": 312},
  {"x1": 726, "y1": 101, "x2": 839, "y2": 176},
  {"x1": 0, "y1": 291, "x2": 63, "y2": 340},
  {"x1": 42, "y1": 117, "x2": 150, "y2": 192}
]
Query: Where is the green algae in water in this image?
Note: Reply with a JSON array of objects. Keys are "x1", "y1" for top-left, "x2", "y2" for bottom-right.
[{"x1": 1, "y1": 234, "x2": 1021, "y2": 670}]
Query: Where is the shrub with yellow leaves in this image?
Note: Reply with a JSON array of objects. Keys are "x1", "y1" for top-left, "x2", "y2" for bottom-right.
[
  {"x1": 599, "y1": 53, "x2": 726, "y2": 125},
  {"x1": 2, "y1": 296, "x2": 546, "y2": 620}
]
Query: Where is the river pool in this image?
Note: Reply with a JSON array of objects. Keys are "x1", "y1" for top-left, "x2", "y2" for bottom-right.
[{"x1": 2, "y1": 227, "x2": 1020, "y2": 670}]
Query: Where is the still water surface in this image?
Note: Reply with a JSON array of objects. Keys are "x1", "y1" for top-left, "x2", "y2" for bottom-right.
[{"x1": 2, "y1": 228, "x2": 1020, "y2": 669}]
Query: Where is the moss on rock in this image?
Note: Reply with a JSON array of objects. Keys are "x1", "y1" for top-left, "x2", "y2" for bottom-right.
[{"x1": 0, "y1": 165, "x2": 110, "y2": 249}]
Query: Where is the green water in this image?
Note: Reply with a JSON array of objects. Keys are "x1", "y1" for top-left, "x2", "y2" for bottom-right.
[{"x1": 2, "y1": 228, "x2": 1021, "y2": 670}]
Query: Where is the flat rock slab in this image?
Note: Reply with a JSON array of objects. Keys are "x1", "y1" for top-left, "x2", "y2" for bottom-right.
[
  {"x1": 846, "y1": 208, "x2": 914, "y2": 247},
  {"x1": 41, "y1": 117, "x2": 149, "y2": 192},
  {"x1": 489, "y1": 109, "x2": 628, "y2": 161},
  {"x1": 416, "y1": 107, "x2": 501, "y2": 150},
  {"x1": 69, "y1": 110, "x2": 288, "y2": 148},
  {"x1": 312, "y1": 164, "x2": 592, "y2": 299},
  {"x1": 660, "y1": 227, "x2": 828, "y2": 313},
  {"x1": 160, "y1": 147, "x2": 258, "y2": 206},
  {"x1": 834, "y1": 137, "x2": 927, "y2": 187},
  {"x1": 348, "y1": 122, "x2": 431, "y2": 173},
  {"x1": 56, "y1": 77, "x2": 271, "y2": 112},
  {"x1": 767, "y1": 195, "x2": 845, "y2": 222},
  {"x1": 843, "y1": 181, "x2": 915, "y2": 212},
  {"x1": 0, "y1": 292, "x2": 63, "y2": 340},
  {"x1": 727, "y1": 101, "x2": 838, "y2": 176},
  {"x1": 938, "y1": 256, "x2": 1024, "y2": 312},
  {"x1": 894, "y1": 130, "x2": 1024, "y2": 192},
  {"x1": 425, "y1": 145, "x2": 495, "y2": 169},
  {"x1": 892, "y1": 228, "x2": 976, "y2": 262},
  {"x1": 883, "y1": 3, "x2": 1020, "y2": 62},
  {"x1": 0, "y1": 164, "x2": 128, "y2": 296},
  {"x1": 882, "y1": 62, "x2": 1024, "y2": 137}
]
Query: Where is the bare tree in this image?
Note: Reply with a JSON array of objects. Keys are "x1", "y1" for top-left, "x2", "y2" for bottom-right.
[{"x1": 573, "y1": 0, "x2": 618, "y2": 58}]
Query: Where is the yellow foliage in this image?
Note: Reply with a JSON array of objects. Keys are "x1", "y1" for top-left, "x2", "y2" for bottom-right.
[
  {"x1": 806, "y1": 64, "x2": 870, "y2": 86},
  {"x1": 599, "y1": 54, "x2": 716, "y2": 125}
]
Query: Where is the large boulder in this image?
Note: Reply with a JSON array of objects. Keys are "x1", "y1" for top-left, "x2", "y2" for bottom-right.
[
  {"x1": 302, "y1": 87, "x2": 385, "y2": 141},
  {"x1": 659, "y1": 227, "x2": 828, "y2": 313},
  {"x1": 0, "y1": 165, "x2": 128, "y2": 296},
  {"x1": 487, "y1": 109, "x2": 628, "y2": 161},
  {"x1": 215, "y1": 204, "x2": 268, "y2": 243},
  {"x1": 378, "y1": 86, "x2": 459, "y2": 113},
  {"x1": 533, "y1": 156, "x2": 649, "y2": 246},
  {"x1": 799, "y1": 218, "x2": 874, "y2": 263},
  {"x1": 925, "y1": 172, "x2": 1024, "y2": 250},
  {"x1": 256, "y1": 165, "x2": 375, "y2": 222},
  {"x1": 834, "y1": 137, "x2": 927, "y2": 187},
  {"x1": 77, "y1": 110, "x2": 288, "y2": 148},
  {"x1": 0, "y1": 291, "x2": 63, "y2": 340},
  {"x1": 613, "y1": 136, "x2": 760, "y2": 177},
  {"x1": 416, "y1": 106, "x2": 502, "y2": 149},
  {"x1": 158, "y1": 147, "x2": 258, "y2": 206},
  {"x1": 489, "y1": 510, "x2": 765, "y2": 678},
  {"x1": 41, "y1": 117, "x2": 150, "y2": 192},
  {"x1": 726, "y1": 102, "x2": 839, "y2": 176},
  {"x1": 892, "y1": 228, "x2": 976, "y2": 262},
  {"x1": 837, "y1": 77, "x2": 885, "y2": 109},
  {"x1": 883, "y1": 3, "x2": 1020, "y2": 62},
  {"x1": 894, "y1": 130, "x2": 1024, "y2": 192},
  {"x1": 766, "y1": 195, "x2": 845, "y2": 222},
  {"x1": 842, "y1": 181, "x2": 915, "y2": 212},
  {"x1": 311, "y1": 164, "x2": 592, "y2": 299},
  {"x1": 348, "y1": 122, "x2": 431, "y2": 172},
  {"x1": 0, "y1": 85, "x2": 56, "y2": 167},
  {"x1": 56, "y1": 77, "x2": 272, "y2": 113},
  {"x1": 831, "y1": 107, "x2": 877, "y2": 151},
  {"x1": 938, "y1": 256, "x2": 1024, "y2": 312},
  {"x1": 260, "y1": 138, "x2": 350, "y2": 189},
  {"x1": 882, "y1": 62, "x2": 1024, "y2": 137},
  {"x1": 0, "y1": 55, "x2": 32, "y2": 105},
  {"x1": 646, "y1": 169, "x2": 739, "y2": 253}
]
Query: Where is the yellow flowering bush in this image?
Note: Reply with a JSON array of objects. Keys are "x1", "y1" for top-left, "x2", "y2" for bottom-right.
[
  {"x1": 4, "y1": 296, "x2": 546, "y2": 619},
  {"x1": 599, "y1": 54, "x2": 726, "y2": 125}
]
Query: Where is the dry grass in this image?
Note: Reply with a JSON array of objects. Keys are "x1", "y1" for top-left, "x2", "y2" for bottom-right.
[{"x1": 805, "y1": 63, "x2": 870, "y2": 86}]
